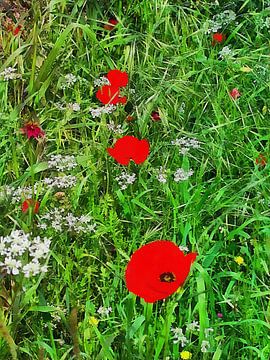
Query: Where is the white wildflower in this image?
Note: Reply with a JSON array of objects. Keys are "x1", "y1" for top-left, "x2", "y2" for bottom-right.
[
  {"x1": 94, "y1": 76, "x2": 110, "y2": 87},
  {"x1": 201, "y1": 340, "x2": 210, "y2": 353},
  {"x1": 42, "y1": 175, "x2": 77, "y2": 189},
  {"x1": 179, "y1": 245, "x2": 189, "y2": 252},
  {"x1": 179, "y1": 102, "x2": 186, "y2": 114},
  {"x1": 1, "y1": 257, "x2": 22, "y2": 275},
  {"x1": 186, "y1": 320, "x2": 200, "y2": 332},
  {"x1": 204, "y1": 328, "x2": 214, "y2": 338},
  {"x1": 38, "y1": 208, "x2": 96, "y2": 234},
  {"x1": 171, "y1": 137, "x2": 200, "y2": 154},
  {"x1": 171, "y1": 327, "x2": 189, "y2": 347},
  {"x1": 107, "y1": 121, "x2": 124, "y2": 134},
  {"x1": 218, "y1": 45, "x2": 235, "y2": 60},
  {"x1": 205, "y1": 10, "x2": 236, "y2": 34},
  {"x1": 156, "y1": 166, "x2": 167, "y2": 183},
  {"x1": 115, "y1": 172, "x2": 136, "y2": 190},
  {"x1": 67, "y1": 103, "x2": 81, "y2": 111},
  {"x1": 90, "y1": 104, "x2": 116, "y2": 118},
  {"x1": 97, "y1": 306, "x2": 112, "y2": 316},
  {"x1": 174, "y1": 168, "x2": 194, "y2": 182},
  {"x1": 0, "y1": 230, "x2": 50, "y2": 277},
  {"x1": 61, "y1": 73, "x2": 77, "y2": 89},
  {"x1": 47, "y1": 154, "x2": 77, "y2": 172},
  {"x1": 0, "y1": 67, "x2": 22, "y2": 81}
]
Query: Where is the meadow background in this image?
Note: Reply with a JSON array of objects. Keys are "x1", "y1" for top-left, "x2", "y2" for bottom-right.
[{"x1": 0, "y1": 0, "x2": 270, "y2": 359}]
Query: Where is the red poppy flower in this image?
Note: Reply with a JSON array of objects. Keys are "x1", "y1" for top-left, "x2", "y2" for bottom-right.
[
  {"x1": 21, "y1": 121, "x2": 45, "y2": 139},
  {"x1": 107, "y1": 69, "x2": 128, "y2": 88},
  {"x1": 212, "y1": 33, "x2": 226, "y2": 45},
  {"x1": 96, "y1": 85, "x2": 127, "y2": 105},
  {"x1": 22, "y1": 199, "x2": 40, "y2": 214},
  {"x1": 229, "y1": 88, "x2": 241, "y2": 100},
  {"x1": 107, "y1": 135, "x2": 150, "y2": 165},
  {"x1": 125, "y1": 240, "x2": 197, "y2": 303},
  {"x1": 255, "y1": 154, "x2": 267, "y2": 166},
  {"x1": 151, "y1": 111, "x2": 161, "y2": 121},
  {"x1": 104, "y1": 18, "x2": 118, "y2": 31}
]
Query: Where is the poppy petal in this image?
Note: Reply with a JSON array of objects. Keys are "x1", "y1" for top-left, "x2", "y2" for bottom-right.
[
  {"x1": 107, "y1": 70, "x2": 129, "y2": 88},
  {"x1": 125, "y1": 240, "x2": 197, "y2": 303}
]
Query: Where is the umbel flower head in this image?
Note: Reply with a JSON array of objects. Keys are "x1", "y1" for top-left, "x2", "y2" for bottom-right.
[
  {"x1": 107, "y1": 135, "x2": 150, "y2": 165},
  {"x1": 125, "y1": 240, "x2": 197, "y2": 303}
]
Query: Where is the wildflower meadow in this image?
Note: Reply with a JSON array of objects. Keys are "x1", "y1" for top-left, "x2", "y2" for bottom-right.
[{"x1": 0, "y1": 0, "x2": 270, "y2": 359}]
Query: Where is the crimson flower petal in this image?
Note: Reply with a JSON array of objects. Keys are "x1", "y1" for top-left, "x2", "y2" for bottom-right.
[
  {"x1": 22, "y1": 199, "x2": 39, "y2": 214},
  {"x1": 107, "y1": 70, "x2": 129, "y2": 88},
  {"x1": 107, "y1": 136, "x2": 149, "y2": 165},
  {"x1": 125, "y1": 240, "x2": 197, "y2": 303},
  {"x1": 96, "y1": 85, "x2": 127, "y2": 105}
]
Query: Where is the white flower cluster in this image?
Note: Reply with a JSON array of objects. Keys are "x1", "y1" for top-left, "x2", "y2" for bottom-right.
[
  {"x1": 115, "y1": 172, "x2": 136, "y2": 190},
  {"x1": 174, "y1": 168, "x2": 194, "y2": 182},
  {"x1": 97, "y1": 306, "x2": 112, "y2": 316},
  {"x1": 205, "y1": 10, "x2": 236, "y2": 34},
  {"x1": 171, "y1": 137, "x2": 200, "y2": 155},
  {"x1": 186, "y1": 320, "x2": 200, "y2": 332},
  {"x1": 61, "y1": 73, "x2": 77, "y2": 89},
  {"x1": 0, "y1": 176, "x2": 77, "y2": 204},
  {"x1": 47, "y1": 154, "x2": 77, "y2": 172},
  {"x1": 201, "y1": 340, "x2": 211, "y2": 353},
  {"x1": 218, "y1": 45, "x2": 235, "y2": 60},
  {"x1": 0, "y1": 184, "x2": 39, "y2": 204},
  {"x1": 0, "y1": 230, "x2": 50, "y2": 277},
  {"x1": 90, "y1": 104, "x2": 116, "y2": 118},
  {"x1": 43, "y1": 175, "x2": 77, "y2": 189},
  {"x1": 44, "y1": 305, "x2": 67, "y2": 329},
  {"x1": 156, "y1": 166, "x2": 167, "y2": 183},
  {"x1": 107, "y1": 121, "x2": 124, "y2": 134},
  {"x1": 179, "y1": 102, "x2": 186, "y2": 115},
  {"x1": 55, "y1": 102, "x2": 80, "y2": 111},
  {"x1": 179, "y1": 245, "x2": 189, "y2": 252},
  {"x1": 0, "y1": 67, "x2": 22, "y2": 81},
  {"x1": 171, "y1": 322, "x2": 213, "y2": 352},
  {"x1": 38, "y1": 208, "x2": 97, "y2": 234},
  {"x1": 94, "y1": 76, "x2": 110, "y2": 87},
  {"x1": 171, "y1": 327, "x2": 188, "y2": 347}
]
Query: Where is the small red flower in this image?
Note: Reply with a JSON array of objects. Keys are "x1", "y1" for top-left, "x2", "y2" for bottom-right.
[
  {"x1": 125, "y1": 240, "x2": 197, "y2": 303},
  {"x1": 96, "y1": 85, "x2": 127, "y2": 105},
  {"x1": 107, "y1": 135, "x2": 150, "y2": 165},
  {"x1": 21, "y1": 121, "x2": 45, "y2": 139},
  {"x1": 217, "y1": 312, "x2": 223, "y2": 318},
  {"x1": 126, "y1": 115, "x2": 134, "y2": 122},
  {"x1": 104, "y1": 18, "x2": 118, "y2": 31},
  {"x1": 13, "y1": 25, "x2": 22, "y2": 36},
  {"x1": 229, "y1": 88, "x2": 241, "y2": 100},
  {"x1": 107, "y1": 69, "x2": 128, "y2": 88},
  {"x1": 22, "y1": 199, "x2": 40, "y2": 214},
  {"x1": 255, "y1": 154, "x2": 267, "y2": 166},
  {"x1": 151, "y1": 111, "x2": 161, "y2": 121},
  {"x1": 212, "y1": 33, "x2": 226, "y2": 45}
]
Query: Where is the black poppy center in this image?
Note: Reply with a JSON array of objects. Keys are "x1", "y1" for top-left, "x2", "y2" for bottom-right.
[{"x1": 159, "y1": 272, "x2": 176, "y2": 283}]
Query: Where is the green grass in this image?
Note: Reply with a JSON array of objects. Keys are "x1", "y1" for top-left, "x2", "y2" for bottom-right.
[{"x1": 0, "y1": 0, "x2": 270, "y2": 359}]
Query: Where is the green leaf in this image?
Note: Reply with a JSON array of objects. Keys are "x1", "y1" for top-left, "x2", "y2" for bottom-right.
[{"x1": 128, "y1": 315, "x2": 145, "y2": 338}]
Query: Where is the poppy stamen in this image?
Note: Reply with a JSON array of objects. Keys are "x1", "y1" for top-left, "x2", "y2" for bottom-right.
[{"x1": 159, "y1": 272, "x2": 176, "y2": 283}]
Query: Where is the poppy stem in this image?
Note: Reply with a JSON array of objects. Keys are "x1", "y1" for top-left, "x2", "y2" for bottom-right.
[
  {"x1": 143, "y1": 301, "x2": 153, "y2": 335},
  {"x1": 143, "y1": 301, "x2": 153, "y2": 358}
]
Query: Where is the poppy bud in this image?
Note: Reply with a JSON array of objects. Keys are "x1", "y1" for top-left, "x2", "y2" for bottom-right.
[
  {"x1": 22, "y1": 199, "x2": 39, "y2": 214},
  {"x1": 151, "y1": 111, "x2": 161, "y2": 121}
]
